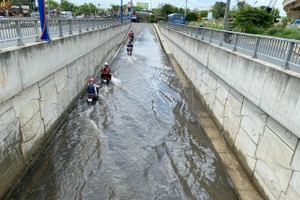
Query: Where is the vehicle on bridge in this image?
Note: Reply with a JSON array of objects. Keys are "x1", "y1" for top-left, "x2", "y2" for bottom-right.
[
  {"x1": 168, "y1": 13, "x2": 186, "y2": 24},
  {"x1": 59, "y1": 11, "x2": 73, "y2": 19}
]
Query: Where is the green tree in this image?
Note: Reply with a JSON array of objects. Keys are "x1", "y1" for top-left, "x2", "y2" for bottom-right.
[
  {"x1": 48, "y1": 0, "x2": 60, "y2": 10},
  {"x1": 135, "y1": 5, "x2": 143, "y2": 11},
  {"x1": 160, "y1": 4, "x2": 176, "y2": 16},
  {"x1": 110, "y1": 4, "x2": 120, "y2": 12},
  {"x1": 60, "y1": 0, "x2": 74, "y2": 11},
  {"x1": 237, "y1": 0, "x2": 247, "y2": 9},
  {"x1": 199, "y1": 10, "x2": 208, "y2": 18},
  {"x1": 235, "y1": 7, "x2": 274, "y2": 33},
  {"x1": 211, "y1": 1, "x2": 226, "y2": 18},
  {"x1": 186, "y1": 11, "x2": 198, "y2": 21}
]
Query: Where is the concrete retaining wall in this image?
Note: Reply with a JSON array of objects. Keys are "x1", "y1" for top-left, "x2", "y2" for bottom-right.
[
  {"x1": 158, "y1": 24, "x2": 300, "y2": 200},
  {"x1": 0, "y1": 23, "x2": 130, "y2": 198}
]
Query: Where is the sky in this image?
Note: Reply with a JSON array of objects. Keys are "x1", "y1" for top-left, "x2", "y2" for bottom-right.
[{"x1": 70, "y1": 0, "x2": 286, "y2": 16}]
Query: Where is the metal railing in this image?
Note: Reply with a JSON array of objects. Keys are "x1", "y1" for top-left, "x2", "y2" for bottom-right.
[
  {"x1": 158, "y1": 22, "x2": 300, "y2": 72},
  {"x1": 0, "y1": 18, "x2": 130, "y2": 47}
]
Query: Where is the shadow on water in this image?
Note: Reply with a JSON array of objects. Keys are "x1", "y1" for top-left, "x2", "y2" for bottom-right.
[{"x1": 12, "y1": 24, "x2": 238, "y2": 200}]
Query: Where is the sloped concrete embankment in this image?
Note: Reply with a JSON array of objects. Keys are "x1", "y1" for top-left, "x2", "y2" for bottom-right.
[
  {"x1": 0, "y1": 23, "x2": 130, "y2": 199},
  {"x1": 156, "y1": 24, "x2": 300, "y2": 200}
]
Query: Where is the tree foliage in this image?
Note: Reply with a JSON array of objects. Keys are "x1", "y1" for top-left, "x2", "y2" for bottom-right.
[
  {"x1": 199, "y1": 10, "x2": 208, "y2": 18},
  {"x1": 48, "y1": 0, "x2": 59, "y2": 10},
  {"x1": 186, "y1": 11, "x2": 198, "y2": 21},
  {"x1": 60, "y1": 0, "x2": 74, "y2": 11},
  {"x1": 235, "y1": 7, "x2": 274, "y2": 33},
  {"x1": 211, "y1": 1, "x2": 226, "y2": 19}
]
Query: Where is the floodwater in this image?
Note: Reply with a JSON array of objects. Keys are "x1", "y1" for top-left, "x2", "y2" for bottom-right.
[{"x1": 12, "y1": 24, "x2": 238, "y2": 200}]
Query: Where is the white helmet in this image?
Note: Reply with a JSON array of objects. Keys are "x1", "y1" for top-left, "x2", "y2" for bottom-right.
[{"x1": 104, "y1": 62, "x2": 108, "y2": 66}]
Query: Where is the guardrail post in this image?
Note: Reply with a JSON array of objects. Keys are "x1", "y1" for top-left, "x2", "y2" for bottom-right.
[
  {"x1": 86, "y1": 20, "x2": 89, "y2": 31},
  {"x1": 15, "y1": 21, "x2": 24, "y2": 46},
  {"x1": 79, "y1": 21, "x2": 82, "y2": 33},
  {"x1": 92, "y1": 20, "x2": 95, "y2": 30},
  {"x1": 58, "y1": 20, "x2": 63, "y2": 37},
  {"x1": 195, "y1": 27, "x2": 199, "y2": 38},
  {"x1": 219, "y1": 31, "x2": 223, "y2": 46},
  {"x1": 209, "y1": 30, "x2": 213, "y2": 43},
  {"x1": 69, "y1": 20, "x2": 72, "y2": 35},
  {"x1": 252, "y1": 37, "x2": 261, "y2": 58},
  {"x1": 283, "y1": 41, "x2": 295, "y2": 69},
  {"x1": 34, "y1": 20, "x2": 40, "y2": 41},
  {"x1": 233, "y1": 34, "x2": 238, "y2": 51}
]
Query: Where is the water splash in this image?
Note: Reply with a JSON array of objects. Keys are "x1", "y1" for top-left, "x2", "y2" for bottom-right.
[{"x1": 111, "y1": 76, "x2": 121, "y2": 86}]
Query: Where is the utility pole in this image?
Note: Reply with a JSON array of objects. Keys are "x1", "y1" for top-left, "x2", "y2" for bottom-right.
[
  {"x1": 131, "y1": 0, "x2": 133, "y2": 22},
  {"x1": 120, "y1": 0, "x2": 123, "y2": 23},
  {"x1": 222, "y1": 0, "x2": 231, "y2": 30},
  {"x1": 185, "y1": 0, "x2": 187, "y2": 15}
]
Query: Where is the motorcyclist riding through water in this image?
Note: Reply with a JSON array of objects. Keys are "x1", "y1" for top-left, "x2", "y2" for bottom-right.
[
  {"x1": 87, "y1": 78, "x2": 99, "y2": 103},
  {"x1": 129, "y1": 31, "x2": 134, "y2": 41},
  {"x1": 101, "y1": 62, "x2": 111, "y2": 85},
  {"x1": 127, "y1": 41, "x2": 133, "y2": 55}
]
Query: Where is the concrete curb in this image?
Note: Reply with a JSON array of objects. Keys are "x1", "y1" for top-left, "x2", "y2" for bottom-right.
[{"x1": 153, "y1": 23, "x2": 263, "y2": 200}]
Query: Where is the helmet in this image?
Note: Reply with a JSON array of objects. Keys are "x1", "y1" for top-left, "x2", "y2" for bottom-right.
[
  {"x1": 104, "y1": 62, "x2": 108, "y2": 66},
  {"x1": 89, "y1": 78, "x2": 94, "y2": 83}
]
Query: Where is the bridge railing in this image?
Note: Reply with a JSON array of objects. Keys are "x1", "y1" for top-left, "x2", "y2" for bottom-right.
[
  {"x1": 0, "y1": 18, "x2": 129, "y2": 47},
  {"x1": 158, "y1": 22, "x2": 300, "y2": 72}
]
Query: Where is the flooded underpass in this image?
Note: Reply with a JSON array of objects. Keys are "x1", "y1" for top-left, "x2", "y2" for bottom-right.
[{"x1": 12, "y1": 24, "x2": 239, "y2": 200}]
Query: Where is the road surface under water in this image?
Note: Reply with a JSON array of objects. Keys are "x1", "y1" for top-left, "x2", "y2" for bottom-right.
[{"x1": 12, "y1": 24, "x2": 238, "y2": 200}]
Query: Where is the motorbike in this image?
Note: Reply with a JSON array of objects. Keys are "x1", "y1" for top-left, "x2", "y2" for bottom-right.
[
  {"x1": 127, "y1": 47, "x2": 133, "y2": 56},
  {"x1": 87, "y1": 94, "x2": 98, "y2": 105},
  {"x1": 224, "y1": 33, "x2": 233, "y2": 44},
  {"x1": 87, "y1": 85, "x2": 99, "y2": 105},
  {"x1": 129, "y1": 36, "x2": 133, "y2": 42},
  {"x1": 101, "y1": 74, "x2": 112, "y2": 86}
]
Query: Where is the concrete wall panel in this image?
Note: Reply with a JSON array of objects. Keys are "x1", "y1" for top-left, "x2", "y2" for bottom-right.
[
  {"x1": 266, "y1": 117, "x2": 298, "y2": 150},
  {"x1": 21, "y1": 111, "x2": 45, "y2": 161},
  {"x1": 240, "y1": 99, "x2": 267, "y2": 144},
  {"x1": 290, "y1": 172, "x2": 300, "y2": 197},
  {"x1": 292, "y1": 143, "x2": 300, "y2": 171},
  {"x1": 67, "y1": 62, "x2": 79, "y2": 102},
  {"x1": 224, "y1": 93, "x2": 243, "y2": 146},
  {"x1": 0, "y1": 51, "x2": 22, "y2": 103},
  {"x1": 0, "y1": 108, "x2": 21, "y2": 177},
  {"x1": 206, "y1": 74, "x2": 217, "y2": 111},
  {"x1": 39, "y1": 78, "x2": 58, "y2": 129},
  {"x1": 235, "y1": 128, "x2": 257, "y2": 174},
  {"x1": 254, "y1": 164, "x2": 279, "y2": 200},
  {"x1": 260, "y1": 69, "x2": 300, "y2": 137},
  {"x1": 13, "y1": 84, "x2": 40, "y2": 127},
  {"x1": 216, "y1": 78, "x2": 229, "y2": 106},
  {"x1": 212, "y1": 98, "x2": 224, "y2": 129},
  {"x1": 279, "y1": 186, "x2": 300, "y2": 200},
  {"x1": 54, "y1": 67, "x2": 68, "y2": 94},
  {"x1": 255, "y1": 127, "x2": 293, "y2": 197}
]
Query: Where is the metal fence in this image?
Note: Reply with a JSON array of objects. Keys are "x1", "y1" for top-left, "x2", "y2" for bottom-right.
[
  {"x1": 158, "y1": 22, "x2": 300, "y2": 72},
  {"x1": 0, "y1": 18, "x2": 130, "y2": 47}
]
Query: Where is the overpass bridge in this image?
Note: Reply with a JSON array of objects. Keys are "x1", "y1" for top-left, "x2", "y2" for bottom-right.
[{"x1": 0, "y1": 21, "x2": 299, "y2": 200}]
